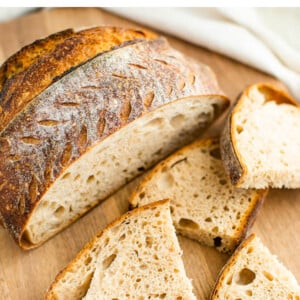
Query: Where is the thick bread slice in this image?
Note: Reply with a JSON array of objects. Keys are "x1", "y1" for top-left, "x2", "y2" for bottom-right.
[
  {"x1": 130, "y1": 138, "x2": 266, "y2": 253},
  {"x1": 211, "y1": 234, "x2": 300, "y2": 299},
  {"x1": 221, "y1": 83, "x2": 300, "y2": 188},
  {"x1": 0, "y1": 36, "x2": 229, "y2": 249},
  {"x1": 0, "y1": 26, "x2": 156, "y2": 133},
  {"x1": 45, "y1": 200, "x2": 196, "y2": 300}
]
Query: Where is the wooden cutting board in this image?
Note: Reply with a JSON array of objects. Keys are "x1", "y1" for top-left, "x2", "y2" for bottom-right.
[{"x1": 0, "y1": 8, "x2": 299, "y2": 300}]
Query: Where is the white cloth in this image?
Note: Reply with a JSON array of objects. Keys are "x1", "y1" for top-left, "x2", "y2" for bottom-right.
[
  {"x1": 105, "y1": 8, "x2": 300, "y2": 101},
  {"x1": 0, "y1": 8, "x2": 34, "y2": 21}
]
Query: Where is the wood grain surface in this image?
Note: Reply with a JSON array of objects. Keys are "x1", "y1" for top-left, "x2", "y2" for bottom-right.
[{"x1": 0, "y1": 8, "x2": 299, "y2": 300}]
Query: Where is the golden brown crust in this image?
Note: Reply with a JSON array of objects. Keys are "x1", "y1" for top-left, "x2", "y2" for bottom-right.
[
  {"x1": 232, "y1": 189, "x2": 267, "y2": 252},
  {"x1": 0, "y1": 29, "x2": 75, "y2": 89},
  {"x1": 0, "y1": 26, "x2": 156, "y2": 133},
  {"x1": 220, "y1": 83, "x2": 299, "y2": 187},
  {"x1": 0, "y1": 35, "x2": 228, "y2": 249},
  {"x1": 44, "y1": 199, "x2": 170, "y2": 300},
  {"x1": 210, "y1": 233, "x2": 256, "y2": 300},
  {"x1": 130, "y1": 137, "x2": 266, "y2": 253}
]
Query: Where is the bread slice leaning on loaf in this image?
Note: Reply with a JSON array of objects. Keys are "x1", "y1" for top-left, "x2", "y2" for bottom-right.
[
  {"x1": 45, "y1": 200, "x2": 196, "y2": 300},
  {"x1": 130, "y1": 138, "x2": 267, "y2": 253},
  {"x1": 211, "y1": 233, "x2": 300, "y2": 299},
  {"x1": 221, "y1": 83, "x2": 300, "y2": 188},
  {"x1": 0, "y1": 27, "x2": 229, "y2": 249}
]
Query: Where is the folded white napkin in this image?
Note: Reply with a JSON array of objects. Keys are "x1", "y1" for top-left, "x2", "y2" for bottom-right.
[{"x1": 105, "y1": 7, "x2": 300, "y2": 101}]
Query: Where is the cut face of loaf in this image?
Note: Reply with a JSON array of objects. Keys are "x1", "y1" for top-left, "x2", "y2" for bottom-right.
[
  {"x1": 130, "y1": 138, "x2": 266, "y2": 253},
  {"x1": 45, "y1": 200, "x2": 196, "y2": 300},
  {"x1": 221, "y1": 83, "x2": 300, "y2": 188},
  {"x1": 0, "y1": 33, "x2": 229, "y2": 249},
  {"x1": 211, "y1": 234, "x2": 300, "y2": 299}
]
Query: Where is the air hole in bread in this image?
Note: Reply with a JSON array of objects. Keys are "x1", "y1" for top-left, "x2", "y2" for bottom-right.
[
  {"x1": 146, "y1": 236, "x2": 153, "y2": 248},
  {"x1": 235, "y1": 268, "x2": 256, "y2": 285},
  {"x1": 74, "y1": 174, "x2": 81, "y2": 181},
  {"x1": 138, "y1": 192, "x2": 145, "y2": 200},
  {"x1": 170, "y1": 206, "x2": 174, "y2": 214},
  {"x1": 212, "y1": 226, "x2": 219, "y2": 233},
  {"x1": 87, "y1": 175, "x2": 95, "y2": 183},
  {"x1": 263, "y1": 271, "x2": 274, "y2": 281},
  {"x1": 245, "y1": 290, "x2": 253, "y2": 296},
  {"x1": 118, "y1": 233, "x2": 126, "y2": 241},
  {"x1": 61, "y1": 172, "x2": 71, "y2": 180},
  {"x1": 236, "y1": 125, "x2": 244, "y2": 134},
  {"x1": 102, "y1": 253, "x2": 117, "y2": 269},
  {"x1": 160, "y1": 293, "x2": 167, "y2": 298},
  {"x1": 170, "y1": 114, "x2": 185, "y2": 129},
  {"x1": 226, "y1": 275, "x2": 233, "y2": 285},
  {"x1": 213, "y1": 236, "x2": 222, "y2": 247},
  {"x1": 179, "y1": 218, "x2": 199, "y2": 230},
  {"x1": 137, "y1": 166, "x2": 145, "y2": 172},
  {"x1": 219, "y1": 179, "x2": 227, "y2": 185},
  {"x1": 205, "y1": 217, "x2": 212, "y2": 222},
  {"x1": 54, "y1": 206, "x2": 65, "y2": 217},
  {"x1": 146, "y1": 117, "x2": 164, "y2": 127},
  {"x1": 84, "y1": 256, "x2": 92, "y2": 266},
  {"x1": 209, "y1": 147, "x2": 221, "y2": 160}
]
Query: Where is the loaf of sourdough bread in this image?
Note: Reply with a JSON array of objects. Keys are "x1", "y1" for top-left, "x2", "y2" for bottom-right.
[
  {"x1": 45, "y1": 200, "x2": 196, "y2": 300},
  {"x1": 221, "y1": 83, "x2": 300, "y2": 188},
  {"x1": 0, "y1": 27, "x2": 229, "y2": 249},
  {"x1": 211, "y1": 234, "x2": 300, "y2": 299},
  {"x1": 130, "y1": 138, "x2": 267, "y2": 253}
]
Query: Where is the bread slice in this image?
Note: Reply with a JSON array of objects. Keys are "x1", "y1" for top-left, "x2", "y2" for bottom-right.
[
  {"x1": 0, "y1": 32, "x2": 229, "y2": 249},
  {"x1": 130, "y1": 138, "x2": 266, "y2": 253},
  {"x1": 221, "y1": 83, "x2": 300, "y2": 188},
  {"x1": 45, "y1": 200, "x2": 196, "y2": 300},
  {"x1": 211, "y1": 233, "x2": 300, "y2": 299}
]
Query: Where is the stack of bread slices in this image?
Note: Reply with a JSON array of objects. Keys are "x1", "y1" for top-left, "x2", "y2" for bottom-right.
[{"x1": 0, "y1": 26, "x2": 299, "y2": 299}]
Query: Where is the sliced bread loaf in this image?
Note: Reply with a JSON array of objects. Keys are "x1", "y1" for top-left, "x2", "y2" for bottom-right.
[
  {"x1": 211, "y1": 233, "x2": 300, "y2": 299},
  {"x1": 221, "y1": 83, "x2": 300, "y2": 188},
  {"x1": 0, "y1": 29, "x2": 229, "y2": 249},
  {"x1": 45, "y1": 200, "x2": 196, "y2": 300},
  {"x1": 130, "y1": 138, "x2": 267, "y2": 253}
]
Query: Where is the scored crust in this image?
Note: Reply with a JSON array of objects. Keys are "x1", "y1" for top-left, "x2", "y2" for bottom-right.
[
  {"x1": 0, "y1": 26, "x2": 156, "y2": 133},
  {"x1": 0, "y1": 35, "x2": 229, "y2": 248},
  {"x1": 220, "y1": 83, "x2": 300, "y2": 186}
]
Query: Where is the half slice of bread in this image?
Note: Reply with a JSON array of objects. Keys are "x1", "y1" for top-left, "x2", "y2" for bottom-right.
[
  {"x1": 45, "y1": 200, "x2": 196, "y2": 300},
  {"x1": 211, "y1": 233, "x2": 300, "y2": 299},
  {"x1": 221, "y1": 83, "x2": 300, "y2": 188},
  {"x1": 130, "y1": 138, "x2": 267, "y2": 253}
]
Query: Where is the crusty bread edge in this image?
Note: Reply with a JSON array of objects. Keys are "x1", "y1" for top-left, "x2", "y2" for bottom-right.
[
  {"x1": 220, "y1": 83, "x2": 299, "y2": 187},
  {"x1": 0, "y1": 29, "x2": 75, "y2": 89},
  {"x1": 210, "y1": 233, "x2": 257, "y2": 299},
  {"x1": 44, "y1": 199, "x2": 170, "y2": 300},
  {"x1": 129, "y1": 137, "x2": 267, "y2": 252},
  {"x1": 231, "y1": 189, "x2": 267, "y2": 253}
]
